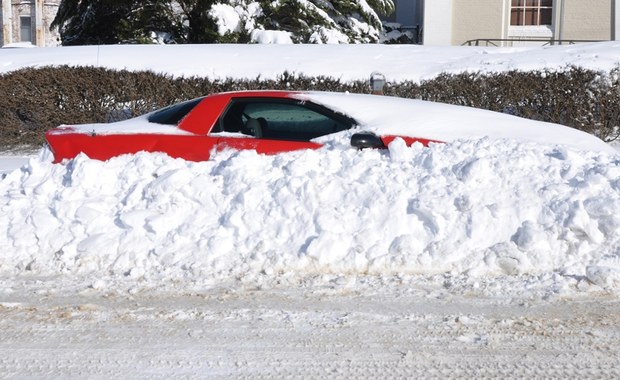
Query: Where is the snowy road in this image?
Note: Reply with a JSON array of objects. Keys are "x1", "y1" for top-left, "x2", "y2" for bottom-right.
[{"x1": 1, "y1": 279, "x2": 619, "y2": 378}]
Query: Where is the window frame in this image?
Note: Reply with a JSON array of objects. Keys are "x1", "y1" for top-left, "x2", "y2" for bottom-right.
[
  {"x1": 510, "y1": 0, "x2": 553, "y2": 26},
  {"x1": 20, "y1": 16, "x2": 32, "y2": 43}
]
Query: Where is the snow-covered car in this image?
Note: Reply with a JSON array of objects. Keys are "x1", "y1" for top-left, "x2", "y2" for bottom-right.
[{"x1": 45, "y1": 90, "x2": 615, "y2": 162}]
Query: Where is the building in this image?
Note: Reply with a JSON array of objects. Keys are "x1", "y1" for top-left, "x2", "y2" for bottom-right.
[
  {"x1": 3, "y1": 0, "x2": 619, "y2": 47},
  {"x1": 388, "y1": 0, "x2": 620, "y2": 46},
  {"x1": 1, "y1": 0, "x2": 60, "y2": 47}
]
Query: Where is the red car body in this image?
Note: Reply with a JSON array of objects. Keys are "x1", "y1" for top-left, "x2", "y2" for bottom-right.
[{"x1": 45, "y1": 91, "x2": 437, "y2": 163}]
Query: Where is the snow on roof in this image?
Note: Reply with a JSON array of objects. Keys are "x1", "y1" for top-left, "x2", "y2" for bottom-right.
[{"x1": 300, "y1": 92, "x2": 616, "y2": 154}]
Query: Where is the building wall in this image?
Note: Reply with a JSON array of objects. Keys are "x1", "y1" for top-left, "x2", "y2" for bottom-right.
[
  {"x1": 0, "y1": 0, "x2": 60, "y2": 47},
  {"x1": 421, "y1": 0, "x2": 617, "y2": 46},
  {"x1": 451, "y1": 0, "x2": 505, "y2": 45},
  {"x1": 423, "y1": 0, "x2": 452, "y2": 45},
  {"x1": 1, "y1": 0, "x2": 10, "y2": 45},
  {"x1": 560, "y1": 0, "x2": 612, "y2": 40}
]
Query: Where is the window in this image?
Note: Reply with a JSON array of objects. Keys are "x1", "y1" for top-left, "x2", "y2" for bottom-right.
[
  {"x1": 216, "y1": 99, "x2": 355, "y2": 141},
  {"x1": 20, "y1": 16, "x2": 32, "y2": 42},
  {"x1": 148, "y1": 97, "x2": 205, "y2": 125},
  {"x1": 510, "y1": 0, "x2": 553, "y2": 26}
]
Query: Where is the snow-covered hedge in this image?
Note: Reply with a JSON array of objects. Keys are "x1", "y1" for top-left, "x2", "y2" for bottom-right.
[{"x1": 0, "y1": 66, "x2": 618, "y2": 148}]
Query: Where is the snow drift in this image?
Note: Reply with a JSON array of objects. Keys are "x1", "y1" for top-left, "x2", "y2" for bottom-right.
[
  {"x1": 2, "y1": 42, "x2": 620, "y2": 83},
  {"x1": 1, "y1": 139, "x2": 619, "y2": 290}
]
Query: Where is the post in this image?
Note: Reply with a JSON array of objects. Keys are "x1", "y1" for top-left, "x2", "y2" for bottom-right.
[
  {"x1": 35, "y1": 0, "x2": 45, "y2": 46},
  {"x1": 553, "y1": 0, "x2": 565, "y2": 43},
  {"x1": 2, "y1": 0, "x2": 12, "y2": 46},
  {"x1": 370, "y1": 72, "x2": 385, "y2": 95},
  {"x1": 614, "y1": 0, "x2": 620, "y2": 40}
]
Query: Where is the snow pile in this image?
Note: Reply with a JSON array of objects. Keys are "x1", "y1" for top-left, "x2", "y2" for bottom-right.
[
  {"x1": 250, "y1": 30, "x2": 293, "y2": 44},
  {"x1": 2, "y1": 42, "x2": 620, "y2": 82},
  {"x1": 1, "y1": 139, "x2": 619, "y2": 291}
]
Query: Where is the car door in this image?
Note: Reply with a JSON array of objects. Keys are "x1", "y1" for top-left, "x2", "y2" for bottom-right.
[{"x1": 211, "y1": 98, "x2": 354, "y2": 154}]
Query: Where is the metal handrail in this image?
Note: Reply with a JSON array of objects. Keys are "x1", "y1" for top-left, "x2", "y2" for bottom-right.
[{"x1": 462, "y1": 38, "x2": 604, "y2": 47}]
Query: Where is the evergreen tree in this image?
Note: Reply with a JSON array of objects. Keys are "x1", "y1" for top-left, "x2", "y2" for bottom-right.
[
  {"x1": 51, "y1": 0, "x2": 395, "y2": 45},
  {"x1": 175, "y1": 0, "x2": 221, "y2": 43},
  {"x1": 208, "y1": 0, "x2": 395, "y2": 43},
  {"x1": 51, "y1": 0, "x2": 176, "y2": 45},
  {"x1": 259, "y1": 0, "x2": 394, "y2": 43}
]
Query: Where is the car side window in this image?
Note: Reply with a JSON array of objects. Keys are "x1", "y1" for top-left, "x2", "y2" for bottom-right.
[
  {"x1": 214, "y1": 99, "x2": 353, "y2": 141},
  {"x1": 148, "y1": 97, "x2": 205, "y2": 125}
]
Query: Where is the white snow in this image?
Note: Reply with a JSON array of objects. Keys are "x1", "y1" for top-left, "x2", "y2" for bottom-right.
[
  {"x1": 250, "y1": 30, "x2": 294, "y2": 44},
  {"x1": 301, "y1": 92, "x2": 616, "y2": 154},
  {"x1": 2, "y1": 42, "x2": 620, "y2": 82},
  {"x1": 2, "y1": 41, "x2": 620, "y2": 378},
  {"x1": 210, "y1": 3, "x2": 243, "y2": 35},
  {"x1": 50, "y1": 113, "x2": 193, "y2": 135},
  {"x1": 1, "y1": 136, "x2": 619, "y2": 294},
  {"x1": 0, "y1": 156, "x2": 32, "y2": 174},
  {"x1": 0, "y1": 42, "x2": 36, "y2": 49}
]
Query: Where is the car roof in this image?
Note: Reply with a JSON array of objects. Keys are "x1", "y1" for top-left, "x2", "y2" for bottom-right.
[{"x1": 205, "y1": 90, "x2": 300, "y2": 100}]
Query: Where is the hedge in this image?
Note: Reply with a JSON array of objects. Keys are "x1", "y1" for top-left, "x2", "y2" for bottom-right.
[{"x1": 0, "y1": 65, "x2": 618, "y2": 149}]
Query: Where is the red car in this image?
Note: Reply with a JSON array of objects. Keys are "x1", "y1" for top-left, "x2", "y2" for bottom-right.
[{"x1": 45, "y1": 90, "x2": 615, "y2": 162}]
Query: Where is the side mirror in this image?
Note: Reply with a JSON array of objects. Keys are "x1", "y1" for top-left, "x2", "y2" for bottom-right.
[{"x1": 351, "y1": 132, "x2": 385, "y2": 149}]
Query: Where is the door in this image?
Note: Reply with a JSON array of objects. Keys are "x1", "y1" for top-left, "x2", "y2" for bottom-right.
[{"x1": 211, "y1": 98, "x2": 354, "y2": 154}]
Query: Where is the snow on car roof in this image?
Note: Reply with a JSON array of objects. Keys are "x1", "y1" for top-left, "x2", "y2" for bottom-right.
[{"x1": 298, "y1": 91, "x2": 616, "y2": 154}]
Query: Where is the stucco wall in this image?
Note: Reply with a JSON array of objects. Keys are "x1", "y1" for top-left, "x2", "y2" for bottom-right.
[
  {"x1": 12, "y1": 3, "x2": 32, "y2": 43},
  {"x1": 1, "y1": 0, "x2": 10, "y2": 45},
  {"x1": 560, "y1": 0, "x2": 611, "y2": 40},
  {"x1": 451, "y1": 0, "x2": 505, "y2": 45},
  {"x1": 43, "y1": 2, "x2": 60, "y2": 45}
]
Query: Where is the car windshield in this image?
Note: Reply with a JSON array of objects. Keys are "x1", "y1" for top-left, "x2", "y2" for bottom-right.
[{"x1": 148, "y1": 97, "x2": 205, "y2": 125}]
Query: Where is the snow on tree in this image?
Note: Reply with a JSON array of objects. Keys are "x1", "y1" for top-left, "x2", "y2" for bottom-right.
[
  {"x1": 51, "y1": 0, "x2": 395, "y2": 45},
  {"x1": 208, "y1": 0, "x2": 395, "y2": 43}
]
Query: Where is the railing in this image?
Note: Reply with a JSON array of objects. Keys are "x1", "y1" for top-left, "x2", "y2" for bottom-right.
[{"x1": 462, "y1": 38, "x2": 604, "y2": 47}]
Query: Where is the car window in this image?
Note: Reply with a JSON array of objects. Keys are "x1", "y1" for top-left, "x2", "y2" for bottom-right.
[
  {"x1": 214, "y1": 99, "x2": 354, "y2": 140},
  {"x1": 148, "y1": 97, "x2": 205, "y2": 125}
]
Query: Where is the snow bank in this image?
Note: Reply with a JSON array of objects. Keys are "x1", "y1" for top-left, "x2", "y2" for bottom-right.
[
  {"x1": 1, "y1": 140, "x2": 619, "y2": 291},
  {"x1": 2, "y1": 42, "x2": 620, "y2": 82}
]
